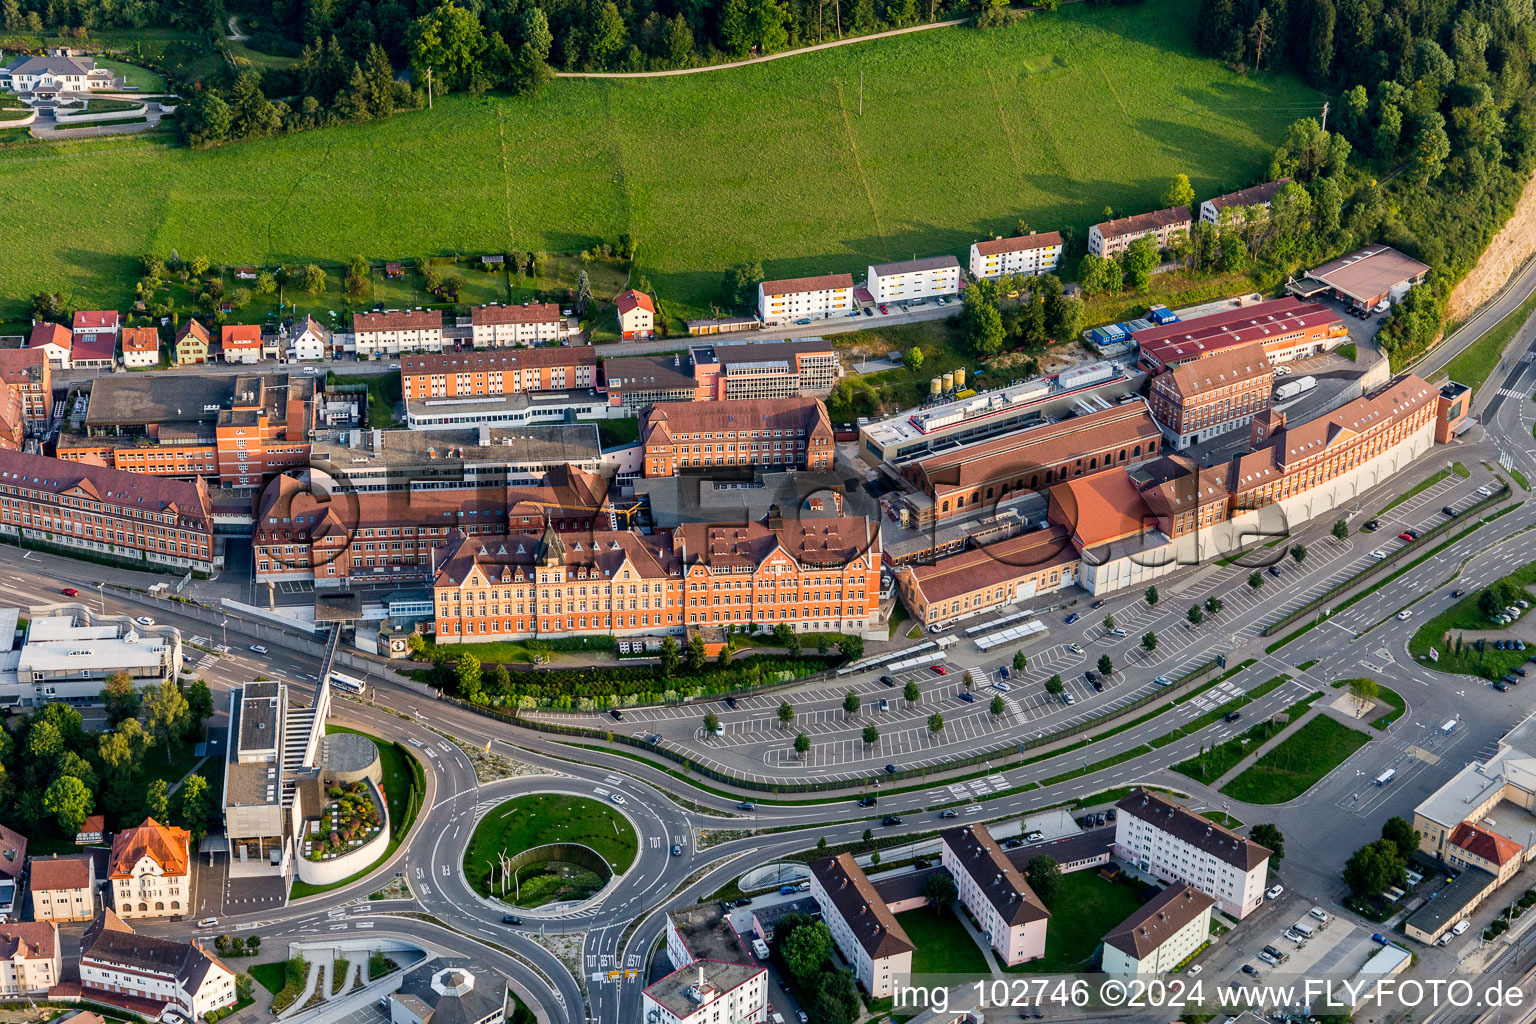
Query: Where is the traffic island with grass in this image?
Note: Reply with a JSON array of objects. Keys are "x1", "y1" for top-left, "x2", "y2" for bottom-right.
[
  {"x1": 1220, "y1": 715, "x2": 1372, "y2": 804},
  {"x1": 1409, "y1": 560, "x2": 1536, "y2": 680},
  {"x1": 464, "y1": 793, "x2": 638, "y2": 907}
]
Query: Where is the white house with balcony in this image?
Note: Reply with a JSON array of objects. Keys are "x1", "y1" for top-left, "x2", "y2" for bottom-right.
[{"x1": 0, "y1": 52, "x2": 117, "y2": 103}]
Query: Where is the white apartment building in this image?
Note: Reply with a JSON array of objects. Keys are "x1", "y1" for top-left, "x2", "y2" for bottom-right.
[
  {"x1": 288, "y1": 316, "x2": 332, "y2": 361},
  {"x1": 1088, "y1": 207, "x2": 1193, "y2": 258},
  {"x1": 641, "y1": 961, "x2": 767, "y2": 1024},
  {"x1": 757, "y1": 274, "x2": 855, "y2": 325},
  {"x1": 1199, "y1": 178, "x2": 1290, "y2": 225},
  {"x1": 867, "y1": 255, "x2": 962, "y2": 303},
  {"x1": 28, "y1": 853, "x2": 95, "y2": 922},
  {"x1": 940, "y1": 825, "x2": 1050, "y2": 965},
  {"x1": 470, "y1": 303, "x2": 568, "y2": 347},
  {"x1": 1114, "y1": 789, "x2": 1271, "y2": 919},
  {"x1": 969, "y1": 232, "x2": 1064, "y2": 280},
  {"x1": 80, "y1": 910, "x2": 235, "y2": 1020},
  {"x1": 0, "y1": 924, "x2": 59, "y2": 996},
  {"x1": 808, "y1": 853, "x2": 913, "y2": 999},
  {"x1": 1101, "y1": 883, "x2": 1214, "y2": 975},
  {"x1": 352, "y1": 309, "x2": 445, "y2": 357},
  {"x1": 108, "y1": 818, "x2": 191, "y2": 920}
]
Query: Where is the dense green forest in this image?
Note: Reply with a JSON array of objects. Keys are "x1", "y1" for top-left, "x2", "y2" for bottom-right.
[{"x1": 1197, "y1": 0, "x2": 1536, "y2": 364}]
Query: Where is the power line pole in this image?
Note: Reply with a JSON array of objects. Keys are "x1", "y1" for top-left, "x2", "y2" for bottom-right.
[
  {"x1": 1320, "y1": 100, "x2": 1329, "y2": 132},
  {"x1": 426, "y1": 66, "x2": 433, "y2": 110}
]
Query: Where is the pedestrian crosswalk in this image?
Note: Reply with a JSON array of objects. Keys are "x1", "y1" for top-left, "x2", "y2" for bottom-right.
[{"x1": 1498, "y1": 387, "x2": 1527, "y2": 399}]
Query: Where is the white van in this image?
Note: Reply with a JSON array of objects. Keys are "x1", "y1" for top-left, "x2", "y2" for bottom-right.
[
  {"x1": 1309, "y1": 907, "x2": 1330, "y2": 926},
  {"x1": 752, "y1": 938, "x2": 770, "y2": 960},
  {"x1": 1293, "y1": 921, "x2": 1316, "y2": 939}
]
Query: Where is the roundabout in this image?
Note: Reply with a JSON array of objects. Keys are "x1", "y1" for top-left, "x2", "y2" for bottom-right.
[{"x1": 462, "y1": 793, "x2": 640, "y2": 908}]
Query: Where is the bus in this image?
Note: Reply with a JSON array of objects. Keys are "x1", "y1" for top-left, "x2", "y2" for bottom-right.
[{"x1": 328, "y1": 671, "x2": 366, "y2": 695}]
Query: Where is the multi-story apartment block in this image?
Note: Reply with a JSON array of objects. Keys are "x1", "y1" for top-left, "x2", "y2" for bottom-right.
[
  {"x1": 867, "y1": 255, "x2": 962, "y2": 302},
  {"x1": 1088, "y1": 206, "x2": 1192, "y2": 258},
  {"x1": 639, "y1": 397, "x2": 834, "y2": 477},
  {"x1": 24, "y1": 322, "x2": 72, "y2": 369},
  {"x1": 0, "y1": 348, "x2": 51, "y2": 427},
  {"x1": 401, "y1": 348, "x2": 598, "y2": 400},
  {"x1": 808, "y1": 853, "x2": 913, "y2": 999},
  {"x1": 352, "y1": 309, "x2": 444, "y2": 357},
  {"x1": 969, "y1": 231, "x2": 1064, "y2": 280},
  {"x1": 119, "y1": 327, "x2": 160, "y2": 368},
  {"x1": 470, "y1": 302, "x2": 571, "y2": 347},
  {"x1": 28, "y1": 853, "x2": 96, "y2": 922},
  {"x1": 0, "y1": 449, "x2": 214, "y2": 572},
  {"x1": 80, "y1": 910, "x2": 235, "y2": 1020},
  {"x1": 1135, "y1": 297, "x2": 1346, "y2": 373},
  {"x1": 898, "y1": 401, "x2": 1163, "y2": 525},
  {"x1": 1199, "y1": 178, "x2": 1291, "y2": 225},
  {"x1": 757, "y1": 274, "x2": 854, "y2": 324},
  {"x1": 0, "y1": 923, "x2": 59, "y2": 996},
  {"x1": 1148, "y1": 342, "x2": 1273, "y2": 449},
  {"x1": 174, "y1": 319, "x2": 211, "y2": 365},
  {"x1": 0, "y1": 825, "x2": 24, "y2": 922},
  {"x1": 642, "y1": 962, "x2": 767, "y2": 1024},
  {"x1": 433, "y1": 509, "x2": 881, "y2": 642},
  {"x1": 255, "y1": 467, "x2": 609, "y2": 588},
  {"x1": 1101, "y1": 883, "x2": 1215, "y2": 975},
  {"x1": 108, "y1": 818, "x2": 191, "y2": 920},
  {"x1": 941, "y1": 825, "x2": 1050, "y2": 965},
  {"x1": 1114, "y1": 789, "x2": 1270, "y2": 919}
]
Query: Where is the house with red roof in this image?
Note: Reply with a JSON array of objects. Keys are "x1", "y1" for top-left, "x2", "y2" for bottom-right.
[
  {"x1": 220, "y1": 324, "x2": 262, "y2": 364},
  {"x1": 70, "y1": 333, "x2": 116, "y2": 369},
  {"x1": 1447, "y1": 821, "x2": 1525, "y2": 885},
  {"x1": 108, "y1": 818, "x2": 190, "y2": 920},
  {"x1": 615, "y1": 289, "x2": 655, "y2": 340},
  {"x1": 119, "y1": 326, "x2": 161, "y2": 369},
  {"x1": 71, "y1": 310, "x2": 119, "y2": 338},
  {"x1": 24, "y1": 322, "x2": 71, "y2": 369}
]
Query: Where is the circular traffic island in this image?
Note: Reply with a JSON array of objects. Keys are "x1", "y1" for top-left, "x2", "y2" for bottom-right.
[{"x1": 463, "y1": 794, "x2": 639, "y2": 908}]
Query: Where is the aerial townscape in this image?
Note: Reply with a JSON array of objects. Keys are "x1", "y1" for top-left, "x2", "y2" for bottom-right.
[{"x1": 13, "y1": 2, "x2": 1536, "y2": 1024}]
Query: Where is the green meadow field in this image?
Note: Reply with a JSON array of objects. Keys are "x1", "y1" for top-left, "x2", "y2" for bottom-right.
[{"x1": 0, "y1": 1, "x2": 1319, "y2": 320}]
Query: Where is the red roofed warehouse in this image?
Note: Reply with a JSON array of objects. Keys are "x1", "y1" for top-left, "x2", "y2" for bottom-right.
[{"x1": 1135, "y1": 297, "x2": 1347, "y2": 373}]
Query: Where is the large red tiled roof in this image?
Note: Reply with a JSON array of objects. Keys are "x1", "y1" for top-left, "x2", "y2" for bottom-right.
[
  {"x1": 108, "y1": 818, "x2": 189, "y2": 879},
  {"x1": 1449, "y1": 822, "x2": 1522, "y2": 866}
]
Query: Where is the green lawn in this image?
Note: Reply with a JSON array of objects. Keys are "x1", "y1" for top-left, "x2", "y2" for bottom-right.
[
  {"x1": 1005, "y1": 872, "x2": 1145, "y2": 973},
  {"x1": 290, "y1": 726, "x2": 423, "y2": 899},
  {"x1": 1409, "y1": 559, "x2": 1536, "y2": 680},
  {"x1": 896, "y1": 907, "x2": 990, "y2": 975},
  {"x1": 1337, "y1": 342, "x2": 1357, "y2": 362},
  {"x1": 0, "y1": 1, "x2": 1317, "y2": 321},
  {"x1": 1220, "y1": 715, "x2": 1371, "y2": 804},
  {"x1": 583, "y1": 417, "x2": 641, "y2": 449},
  {"x1": 1443, "y1": 289, "x2": 1536, "y2": 393},
  {"x1": 1170, "y1": 714, "x2": 1287, "y2": 784},
  {"x1": 249, "y1": 961, "x2": 285, "y2": 995},
  {"x1": 326, "y1": 372, "x2": 402, "y2": 429},
  {"x1": 463, "y1": 794, "x2": 638, "y2": 906},
  {"x1": 92, "y1": 56, "x2": 168, "y2": 92}
]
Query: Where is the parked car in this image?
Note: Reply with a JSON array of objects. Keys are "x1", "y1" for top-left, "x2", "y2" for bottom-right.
[
  {"x1": 932, "y1": 665, "x2": 948, "y2": 675},
  {"x1": 914, "y1": 859, "x2": 931, "y2": 869},
  {"x1": 1363, "y1": 520, "x2": 1380, "y2": 531},
  {"x1": 1397, "y1": 531, "x2": 1415, "y2": 541},
  {"x1": 1065, "y1": 612, "x2": 1081, "y2": 625},
  {"x1": 1370, "y1": 550, "x2": 1387, "y2": 559},
  {"x1": 1266, "y1": 884, "x2": 1284, "y2": 900},
  {"x1": 1003, "y1": 838, "x2": 1023, "y2": 849},
  {"x1": 1372, "y1": 933, "x2": 1390, "y2": 945},
  {"x1": 1024, "y1": 831, "x2": 1044, "y2": 842},
  {"x1": 735, "y1": 897, "x2": 753, "y2": 907},
  {"x1": 1084, "y1": 670, "x2": 1098, "y2": 684},
  {"x1": 1068, "y1": 643, "x2": 1084, "y2": 654},
  {"x1": 1258, "y1": 952, "x2": 1278, "y2": 966},
  {"x1": 1095, "y1": 812, "x2": 1105, "y2": 826},
  {"x1": 724, "y1": 697, "x2": 738, "y2": 709},
  {"x1": 1090, "y1": 600, "x2": 1104, "y2": 609},
  {"x1": 880, "y1": 675, "x2": 897, "y2": 688},
  {"x1": 1063, "y1": 692, "x2": 1077, "y2": 705},
  {"x1": 1091, "y1": 677, "x2": 1104, "y2": 692},
  {"x1": 957, "y1": 692, "x2": 976, "y2": 703},
  {"x1": 1495, "y1": 681, "x2": 1511, "y2": 692},
  {"x1": 885, "y1": 763, "x2": 898, "y2": 774},
  {"x1": 1242, "y1": 964, "x2": 1260, "y2": 976},
  {"x1": 610, "y1": 709, "x2": 624, "y2": 721},
  {"x1": 249, "y1": 644, "x2": 269, "y2": 655},
  {"x1": 1269, "y1": 566, "x2": 1283, "y2": 578},
  {"x1": 878, "y1": 698, "x2": 889, "y2": 712},
  {"x1": 1452, "y1": 920, "x2": 1470, "y2": 936},
  {"x1": 1443, "y1": 505, "x2": 1460, "y2": 516}
]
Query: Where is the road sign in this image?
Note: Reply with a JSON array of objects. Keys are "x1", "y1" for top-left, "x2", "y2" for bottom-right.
[{"x1": 609, "y1": 970, "x2": 622, "y2": 980}]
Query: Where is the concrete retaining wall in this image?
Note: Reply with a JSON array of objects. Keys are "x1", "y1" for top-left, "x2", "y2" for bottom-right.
[
  {"x1": 293, "y1": 775, "x2": 391, "y2": 886},
  {"x1": 53, "y1": 103, "x2": 147, "y2": 124}
]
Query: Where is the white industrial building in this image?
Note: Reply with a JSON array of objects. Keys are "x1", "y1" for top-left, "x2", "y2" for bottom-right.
[
  {"x1": 0, "y1": 607, "x2": 183, "y2": 708},
  {"x1": 867, "y1": 256, "x2": 961, "y2": 303}
]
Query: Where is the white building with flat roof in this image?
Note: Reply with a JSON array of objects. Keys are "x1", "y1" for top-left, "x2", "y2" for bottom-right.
[
  {"x1": 969, "y1": 233, "x2": 1064, "y2": 280},
  {"x1": 641, "y1": 961, "x2": 767, "y2": 1024},
  {"x1": 3, "y1": 609, "x2": 182, "y2": 708},
  {"x1": 867, "y1": 256, "x2": 961, "y2": 302}
]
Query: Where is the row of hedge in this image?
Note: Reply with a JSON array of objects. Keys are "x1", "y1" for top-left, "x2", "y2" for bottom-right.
[{"x1": 476, "y1": 655, "x2": 841, "y2": 707}]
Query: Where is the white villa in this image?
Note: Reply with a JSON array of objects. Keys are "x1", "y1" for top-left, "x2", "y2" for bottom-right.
[{"x1": 0, "y1": 52, "x2": 119, "y2": 104}]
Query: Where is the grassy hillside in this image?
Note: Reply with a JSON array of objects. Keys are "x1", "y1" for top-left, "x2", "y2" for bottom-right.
[{"x1": 0, "y1": 2, "x2": 1318, "y2": 320}]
